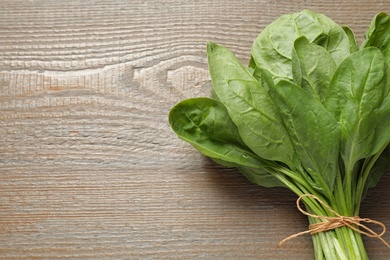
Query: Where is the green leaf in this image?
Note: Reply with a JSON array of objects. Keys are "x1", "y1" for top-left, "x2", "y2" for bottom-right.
[
  {"x1": 209, "y1": 157, "x2": 286, "y2": 188},
  {"x1": 249, "y1": 56, "x2": 275, "y2": 92},
  {"x1": 169, "y1": 97, "x2": 264, "y2": 168},
  {"x1": 237, "y1": 166, "x2": 286, "y2": 188},
  {"x1": 367, "y1": 144, "x2": 390, "y2": 189},
  {"x1": 207, "y1": 42, "x2": 254, "y2": 101},
  {"x1": 209, "y1": 157, "x2": 243, "y2": 168},
  {"x1": 361, "y1": 12, "x2": 390, "y2": 62},
  {"x1": 251, "y1": 9, "x2": 350, "y2": 83},
  {"x1": 342, "y1": 26, "x2": 359, "y2": 53},
  {"x1": 359, "y1": 143, "x2": 390, "y2": 201},
  {"x1": 324, "y1": 47, "x2": 390, "y2": 166},
  {"x1": 248, "y1": 56, "x2": 257, "y2": 75},
  {"x1": 252, "y1": 67, "x2": 275, "y2": 92},
  {"x1": 207, "y1": 42, "x2": 296, "y2": 168},
  {"x1": 273, "y1": 80, "x2": 341, "y2": 194},
  {"x1": 292, "y1": 36, "x2": 337, "y2": 102}
]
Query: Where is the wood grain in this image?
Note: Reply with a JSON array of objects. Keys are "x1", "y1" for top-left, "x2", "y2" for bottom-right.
[{"x1": 0, "y1": 0, "x2": 389, "y2": 259}]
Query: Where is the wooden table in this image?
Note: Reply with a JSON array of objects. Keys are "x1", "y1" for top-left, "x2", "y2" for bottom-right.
[{"x1": 1, "y1": 1, "x2": 389, "y2": 259}]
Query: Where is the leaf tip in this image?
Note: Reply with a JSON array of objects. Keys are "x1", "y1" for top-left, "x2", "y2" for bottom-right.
[{"x1": 206, "y1": 41, "x2": 218, "y2": 52}]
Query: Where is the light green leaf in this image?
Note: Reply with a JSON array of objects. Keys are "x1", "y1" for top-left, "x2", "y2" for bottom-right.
[
  {"x1": 342, "y1": 26, "x2": 359, "y2": 53},
  {"x1": 249, "y1": 56, "x2": 275, "y2": 92},
  {"x1": 273, "y1": 80, "x2": 341, "y2": 194},
  {"x1": 251, "y1": 9, "x2": 350, "y2": 84},
  {"x1": 252, "y1": 66, "x2": 275, "y2": 92},
  {"x1": 169, "y1": 97, "x2": 264, "y2": 168},
  {"x1": 248, "y1": 55, "x2": 257, "y2": 75},
  {"x1": 361, "y1": 12, "x2": 390, "y2": 62}
]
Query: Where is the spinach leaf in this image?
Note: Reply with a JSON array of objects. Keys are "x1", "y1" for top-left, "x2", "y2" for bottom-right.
[
  {"x1": 248, "y1": 56, "x2": 275, "y2": 92},
  {"x1": 324, "y1": 47, "x2": 390, "y2": 166},
  {"x1": 273, "y1": 80, "x2": 340, "y2": 194},
  {"x1": 342, "y1": 26, "x2": 359, "y2": 53},
  {"x1": 367, "y1": 144, "x2": 390, "y2": 189},
  {"x1": 361, "y1": 12, "x2": 390, "y2": 62},
  {"x1": 248, "y1": 56, "x2": 257, "y2": 75},
  {"x1": 207, "y1": 42, "x2": 254, "y2": 101},
  {"x1": 169, "y1": 97, "x2": 264, "y2": 168},
  {"x1": 252, "y1": 67, "x2": 275, "y2": 92},
  {"x1": 237, "y1": 166, "x2": 286, "y2": 188},
  {"x1": 292, "y1": 36, "x2": 336, "y2": 102},
  {"x1": 359, "y1": 143, "x2": 390, "y2": 201},
  {"x1": 251, "y1": 9, "x2": 350, "y2": 84},
  {"x1": 209, "y1": 157, "x2": 286, "y2": 188},
  {"x1": 207, "y1": 42, "x2": 297, "y2": 168}
]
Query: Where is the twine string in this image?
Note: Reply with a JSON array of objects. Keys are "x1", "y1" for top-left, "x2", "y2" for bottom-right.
[{"x1": 279, "y1": 194, "x2": 390, "y2": 248}]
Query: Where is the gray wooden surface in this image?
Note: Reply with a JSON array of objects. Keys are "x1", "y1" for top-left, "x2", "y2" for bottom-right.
[{"x1": 0, "y1": 1, "x2": 389, "y2": 259}]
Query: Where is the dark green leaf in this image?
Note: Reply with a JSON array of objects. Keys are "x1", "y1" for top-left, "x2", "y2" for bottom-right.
[
  {"x1": 237, "y1": 166, "x2": 286, "y2": 188},
  {"x1": 292, "y1": 36, "x2": 337, "y2": 102},
  {"x1": 324, "y1": 47, "x2": 390, "y2": 166},
  {"x1": 273, "y1": 80, "x2": 341, "y2": 194},
  {"x1": 207, "y1": 42, "x2": 254, "y2": 101},
  {"x1": 207, "y1": 42, "x2": 297, "y2": 168},
  {"x1": 367, "y1": 144, "x2": 390, "y2": 189},
  {"x1": 210, "y1": 157, "x2": 286, "y2": 188}
]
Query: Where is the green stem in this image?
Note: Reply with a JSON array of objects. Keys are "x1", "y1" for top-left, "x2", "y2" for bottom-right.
[
  {"x1": 344, "y1": 158, "x2": 357, "y2": 216},
  {"x1": 310, "y1": 221, "x2": 368, "y2": 259},
  {"x1": 266, "y1": 166, "x2": 369, "y2": 259},
  {"x1": 266, "y1": 168, "x2": 328, "y2": 216},
  {"x1": 331, "y1": 167, "x2": 369, "y2": 259},
  {"x1": 333, "y1": 168, "x2": 358, "y2": 258}
]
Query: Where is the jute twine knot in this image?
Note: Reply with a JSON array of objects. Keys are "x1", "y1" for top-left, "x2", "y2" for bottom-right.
[{"x1": 279, "y1": 194, "x2": 390, "y2": 248}]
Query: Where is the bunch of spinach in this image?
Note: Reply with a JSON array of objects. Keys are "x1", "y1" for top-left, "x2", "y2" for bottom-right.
[{"x1": 169, "y1": 10, "x2": 390, "y2": 259}]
